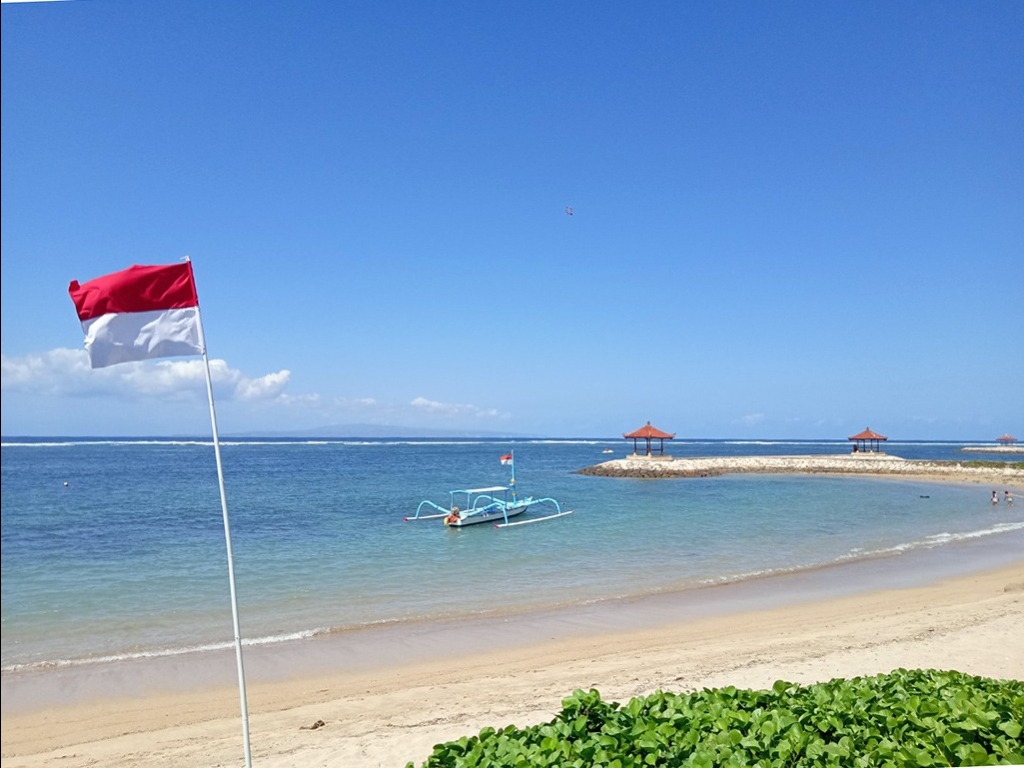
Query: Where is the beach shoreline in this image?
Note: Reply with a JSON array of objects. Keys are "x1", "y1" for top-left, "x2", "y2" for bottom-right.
[
  {"x1": 4, "y1": 446, "x2": 1023, "y2": 767},
  {"x1": 3, "y1": 544, "x2": 1022, "y2": 768}
]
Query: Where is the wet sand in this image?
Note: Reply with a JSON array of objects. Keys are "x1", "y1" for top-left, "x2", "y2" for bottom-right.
[{"x1": 2, "y1": 534, "x2": 1022, "y2": 768}]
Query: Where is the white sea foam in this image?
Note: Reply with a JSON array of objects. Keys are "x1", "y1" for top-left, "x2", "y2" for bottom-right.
[{"x1": 1, "y1": 627, "x2": 330, "y2": 673}]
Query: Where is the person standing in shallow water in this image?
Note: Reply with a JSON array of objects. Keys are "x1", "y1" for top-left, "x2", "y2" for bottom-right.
[
  {"x1": 992, "y1": 491, "x2": 999, "y2": 505},
  {"x1": 1006, "y1": 490, "x2": 1014, "y2": 506}
]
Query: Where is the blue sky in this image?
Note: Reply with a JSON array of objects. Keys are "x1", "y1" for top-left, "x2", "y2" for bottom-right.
[{"x1": 2, "y1": 1, "x2": 1021, "y2": 439}]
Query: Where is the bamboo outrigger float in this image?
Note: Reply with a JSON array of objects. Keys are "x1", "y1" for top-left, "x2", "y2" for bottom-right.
[{"x1": 404, "y1": 451, "x2": 572, "y2": 528}]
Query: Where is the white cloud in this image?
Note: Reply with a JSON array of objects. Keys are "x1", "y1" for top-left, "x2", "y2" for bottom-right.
[
  {"x1": 1, "y1": 351, "x2": 514, "y2": 434},
  {"x1": 410, "y1": 396, "x2": 501, "y2": 419},
  {"x1": 734, "y1": 412, "x2": 766, "y2": 426},
  {"x1": 333, "y1": 396, "x2": 377, "y2": 408},
  {"x1": 0, "y1": 348, "x2": 293, "y2": 403}
]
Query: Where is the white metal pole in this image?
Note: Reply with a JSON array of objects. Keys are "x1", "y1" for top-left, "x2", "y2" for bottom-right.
[
  {"x1": 510, "y1": 449, "x2": 516, "y2": 502},
  {"x1": 195, "y1": 305, "x2": 253, "y2": 768}
]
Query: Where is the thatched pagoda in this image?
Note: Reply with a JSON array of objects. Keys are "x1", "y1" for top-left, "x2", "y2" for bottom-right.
[
  {"x1": 848, "y1": 427, "x2": 888, "y2": 454},
  {"x1": 623, "y1": 421, "x2": 676, "y2": 457}
]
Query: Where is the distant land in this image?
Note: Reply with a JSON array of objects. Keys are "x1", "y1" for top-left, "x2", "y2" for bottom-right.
[
  {"x1": 235, "y1": 428, "x2": 1021, "y2": 444},
  {"x1": 2, "y1": 427, "x2": 1017, "y2": 442},
  {"x1": 0, "y1": 424, "x2": 532, "y2": 441},
  {"x1": 230, "y1": 424, "x2": 533, "y2": 439}
]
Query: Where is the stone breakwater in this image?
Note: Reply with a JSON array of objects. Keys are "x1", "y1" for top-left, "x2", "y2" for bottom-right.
[
  {"x1": 961, "y1": 446, "x2": 1024, "y2": 454},
  {"x1": 575, "y1": 454, "x2": 1024, "y2": 485}
]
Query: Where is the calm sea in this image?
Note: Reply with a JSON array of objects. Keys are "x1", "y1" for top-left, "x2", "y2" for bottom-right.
[{"x1": 2, "y1": 438, "x2": 1022, "y2": 672}]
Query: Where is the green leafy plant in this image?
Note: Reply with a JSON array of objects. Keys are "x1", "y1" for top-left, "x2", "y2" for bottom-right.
[{"x1": 407, "y1": 669, "x2": 1024, "y2": 767}]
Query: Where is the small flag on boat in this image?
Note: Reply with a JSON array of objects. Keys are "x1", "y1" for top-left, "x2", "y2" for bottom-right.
[
  {"x1": 69, "y1": 261, "x2": 202, "y2": 369},
  {"x1": 500, "y1": 454, "x2": 513, "y2": 465}
]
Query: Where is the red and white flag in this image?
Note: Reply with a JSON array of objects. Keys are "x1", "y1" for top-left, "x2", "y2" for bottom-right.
[
  {"x1": 69, "y1": 260, "x2": 254, "y2": 762},
  {"x1": 500, "y1": 454, "x2": 513, "y2": 465},
  {"x1": 69, "y1": 261, "x2": 202, "y2": 369}
]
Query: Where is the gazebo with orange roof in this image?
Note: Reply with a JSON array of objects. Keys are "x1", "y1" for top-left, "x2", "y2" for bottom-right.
[
  {"x1": 996, "y1": 434, "x2": 1018, "y2": 444},
  {"x1": 623, "y1": 421, "x2": 676, "y2": 457},
  {"x1": 848, "y1": 427, "x2": 887, "y2": 454}
]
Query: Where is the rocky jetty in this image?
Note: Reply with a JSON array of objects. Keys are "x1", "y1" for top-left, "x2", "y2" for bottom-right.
[
  {"x1": 576, "y1": 454, "x2": 1024, "y2": 484},
  {"x1": 961, "y1": 445, "x2": 1024, "y2": 454}
]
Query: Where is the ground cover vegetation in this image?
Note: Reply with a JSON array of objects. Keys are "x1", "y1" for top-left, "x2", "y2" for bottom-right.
[{"x1": 408, "y1": 669, "x2": 1023, "y2": 767}]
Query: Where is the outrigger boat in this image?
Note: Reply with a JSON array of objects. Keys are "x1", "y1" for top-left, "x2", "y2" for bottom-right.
[{"x1": 404, "y1": 451, "x2": 572, "y2": 528}]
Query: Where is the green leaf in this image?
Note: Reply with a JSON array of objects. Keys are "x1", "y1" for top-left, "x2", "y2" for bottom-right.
[
  {"x1": 407, "y1": 670, "x2": 1024, "y2": 768},
  {"x1": 998, "y1": 720, "x2": 1022, "y2": 739}
]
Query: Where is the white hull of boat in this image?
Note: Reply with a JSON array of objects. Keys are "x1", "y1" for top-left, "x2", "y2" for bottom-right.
[{"x1": 447, "y1": 501, "x2": 532, "y2": 527}]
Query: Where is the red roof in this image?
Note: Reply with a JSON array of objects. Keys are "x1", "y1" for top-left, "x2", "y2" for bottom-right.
[
  {"x1": 623, "y1": 421, "x2": 676, "y2": 439},
  {"x1": 848, "y1": 428, "x2": 887, "y2": 441},
  {"x1": 996, "y1": 434, "x2": 1018, "y2": 443}
]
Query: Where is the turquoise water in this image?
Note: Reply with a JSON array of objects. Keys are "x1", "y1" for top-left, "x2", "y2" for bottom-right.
[{"x1": 2, "y1": 438, "x2": 1021, "y2": 671}]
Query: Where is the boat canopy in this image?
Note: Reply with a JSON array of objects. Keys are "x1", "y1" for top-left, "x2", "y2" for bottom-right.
[{"x1": 456, "y1": 485, "x2": 508, "y2": 495}]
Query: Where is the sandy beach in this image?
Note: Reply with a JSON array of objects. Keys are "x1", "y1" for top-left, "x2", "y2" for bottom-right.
[{"x1": 3, "y1": 556, "x2": 1022, "y2": 768}]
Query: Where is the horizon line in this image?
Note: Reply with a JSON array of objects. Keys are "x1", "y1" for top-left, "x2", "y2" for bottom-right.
[{"x1": 1, "y1": 434, "x2": 1015, "y2": 444}]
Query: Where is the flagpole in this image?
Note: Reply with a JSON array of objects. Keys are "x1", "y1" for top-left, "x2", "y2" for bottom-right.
[
  {"x1": 69, "y1": 256, "x2": 252, "y2": 765},
  {"x1": 194, "y1": 297, "x2": 253, "y2": 768},
  {"x1": 510, "y1": 450, "x2": 516, "y2": 502}
]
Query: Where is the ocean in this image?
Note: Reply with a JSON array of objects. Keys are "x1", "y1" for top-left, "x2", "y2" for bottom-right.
[{"x1": 2, "y1": 437, "x2": 1022, "y2": 678}]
